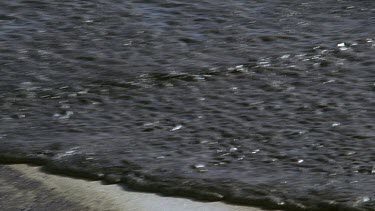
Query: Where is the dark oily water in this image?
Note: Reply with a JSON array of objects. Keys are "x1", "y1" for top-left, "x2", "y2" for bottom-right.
[{"x1": 1, "y1": 0, "x2": 374, "y2": 210}]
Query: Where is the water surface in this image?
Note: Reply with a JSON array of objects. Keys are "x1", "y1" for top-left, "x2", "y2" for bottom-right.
[{"x1": 1, "y1": 0, "x2": 374, "y2": 210}]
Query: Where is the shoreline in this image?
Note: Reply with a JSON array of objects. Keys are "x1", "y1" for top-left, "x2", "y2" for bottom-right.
[{"x1": 0, "y1": 164, "x2": 267, "y2": 211}]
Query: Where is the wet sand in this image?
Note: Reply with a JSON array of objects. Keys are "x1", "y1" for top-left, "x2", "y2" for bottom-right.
[{"x1": 0, "y1": 164, "x2": 266, "y2": 211}]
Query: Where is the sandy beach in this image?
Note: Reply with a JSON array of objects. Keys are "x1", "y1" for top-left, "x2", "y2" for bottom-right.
[{"x1": 0, "y1": 164, "x2": 266, "y2": 211}]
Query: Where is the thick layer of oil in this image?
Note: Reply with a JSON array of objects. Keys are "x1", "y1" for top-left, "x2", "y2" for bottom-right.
[{"x1": 1, "y1": 1, "x2": 374, "y2": 210}]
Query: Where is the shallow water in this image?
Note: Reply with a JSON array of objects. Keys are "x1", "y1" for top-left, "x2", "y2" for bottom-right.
[{"x1": 1, "y1": 0, "x2": 374, "y2": 210}]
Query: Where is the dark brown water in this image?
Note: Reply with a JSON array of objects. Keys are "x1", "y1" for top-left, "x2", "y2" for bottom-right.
[{"x1": 1, "y1": 0, "x2": 374, "y2": 210}]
